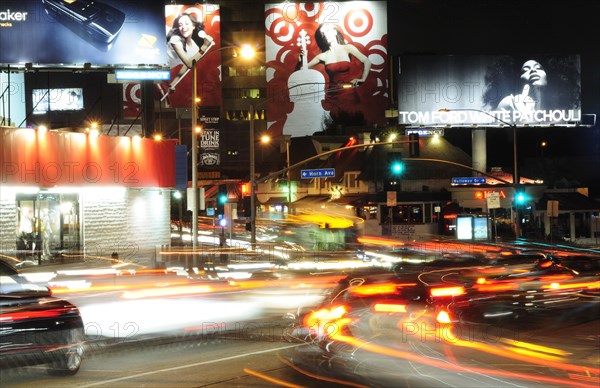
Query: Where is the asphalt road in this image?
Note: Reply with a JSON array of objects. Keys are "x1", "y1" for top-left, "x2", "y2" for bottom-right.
[{"x1": 1, "y1": 317, "x2": 598, "y2": 388}]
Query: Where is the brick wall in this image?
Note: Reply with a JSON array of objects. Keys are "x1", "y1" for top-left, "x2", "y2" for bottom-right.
[
  {"x1": 0, "y1": 192, "x2": 17, "y2": 251},
  {"x1": 82, "y1": 188, "x2": 171, "y2": 265}
]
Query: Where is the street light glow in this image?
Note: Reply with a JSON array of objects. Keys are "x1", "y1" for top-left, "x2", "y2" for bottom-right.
[{"x1": 239, "y1": 44, "x2": 255, "y2": 59}]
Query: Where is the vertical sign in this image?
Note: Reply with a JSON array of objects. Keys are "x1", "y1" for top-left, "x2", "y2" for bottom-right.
[
  {"x1": 386, "y1": 191, "x2": 397, "y2": 206},
  {"x1": 199, "y1": 107, "x2": 221, "y2": 167},
  {"x1": 486, "y1": 191, "x2": 501, "y2": 209}
]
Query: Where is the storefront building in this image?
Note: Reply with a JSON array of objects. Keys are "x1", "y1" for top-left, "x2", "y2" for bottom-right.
[{"x1": 0, "y1": 127, "x2": 176, "y2": 265}]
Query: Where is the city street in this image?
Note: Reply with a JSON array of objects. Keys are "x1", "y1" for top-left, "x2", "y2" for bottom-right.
[{"x1": 3, "y1": 243, "x2": 599, "y2": 387}]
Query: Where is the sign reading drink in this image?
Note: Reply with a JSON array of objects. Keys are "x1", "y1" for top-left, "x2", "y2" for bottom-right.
[{"x1": 398, "y1": 55, "x2": 581, "y2": 127}]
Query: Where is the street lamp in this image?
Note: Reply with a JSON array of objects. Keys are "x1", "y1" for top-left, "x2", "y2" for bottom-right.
[
  {"x1": 439, "y1": 108, "x2": 520, "y2": 238},
  {"x1": 189, "y1": 44, "x2": 255, "y2": 250},
  {"x1": 248, "y1": 82, "x2": 353, "y2": 248}
]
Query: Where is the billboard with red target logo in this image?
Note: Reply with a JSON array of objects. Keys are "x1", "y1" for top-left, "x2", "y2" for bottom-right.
[{"x1": 265, "y1": 2, "x2": 388, "y2": 138}]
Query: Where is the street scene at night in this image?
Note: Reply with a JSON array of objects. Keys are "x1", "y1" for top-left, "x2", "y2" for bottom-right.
[{"x1": 1, "y1": 1, "x2": 599, "y2": 387}]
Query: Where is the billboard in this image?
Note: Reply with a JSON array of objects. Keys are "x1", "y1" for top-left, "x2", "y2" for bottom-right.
[
  {"x1": 398, "y1": 55, "x2": 581, "y2": 127},
  {"x1": 0, "y1": 0, "x2": 167, "y2": 66},
  {"x1": 264, "y1": 1, "x2": 388, "y2": 138},
  {"x1": 157, "y1": 4, "x2": 221, "y2": 108}
]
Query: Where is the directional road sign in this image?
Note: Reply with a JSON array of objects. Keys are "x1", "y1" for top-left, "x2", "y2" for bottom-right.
[
  {"x1": 451, "y1": 177, "x2": 486, "y2": 185},
  {"x1": 301, "y1": 168, "x2": 335, "y2": 179}
]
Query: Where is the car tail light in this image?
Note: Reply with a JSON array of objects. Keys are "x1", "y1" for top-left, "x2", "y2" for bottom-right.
[
  {"x1": 305, "y1": 305, "x2": 347, "y2": 327},
  {"x1": 0, "y1": 307, "x2": 71, "y2": 322},
  {"x1": 430, "y1": 286, "x2": 465, "y2": 297},
  {"x1": 349, "y1": 283, "x2": 399, "y2": 296},
  {"x1": 436, "y1": 310, "x2": 452, "y2": 324},
  {"x1": 373, "y1": 303, "x2": 407, "y2": 313}
]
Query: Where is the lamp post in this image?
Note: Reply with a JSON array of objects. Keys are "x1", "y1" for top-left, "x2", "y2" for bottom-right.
[
  {"x1": 248, "y1": 82, "x2": 353, "y2": 248},
  {"x1": 191, "y1": 59, "x2": 198, "y2": 249},
  {"x1": 439, "y1": 108, "x2": 520, "y2": 238},
  {"x1": 285, "y1": 136, "x2": 291, "y2": 212}
]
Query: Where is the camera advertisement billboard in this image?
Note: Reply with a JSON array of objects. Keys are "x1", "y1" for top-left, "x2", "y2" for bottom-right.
[{"x1": 0, "y1": 0, "x2": 167, "y2": 66}]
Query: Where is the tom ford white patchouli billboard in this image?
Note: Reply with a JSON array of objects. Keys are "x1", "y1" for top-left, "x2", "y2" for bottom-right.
[{"x1": 398, "y1": 55, "x2": 581, "y2": 127}]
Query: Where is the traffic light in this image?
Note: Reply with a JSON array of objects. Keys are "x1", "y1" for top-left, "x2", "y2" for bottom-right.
[
  {"x1": 514, "y1": 189, "x2": 528, "y2": 206},
  {"x1": 216, "y1": 184, "x2": 227, "y2": 215},
  {"x1": 409, "y1": 133, "x2": 420, "y2": 157},
  {"x1": 387, "y1": 152, "x2": 404, "y2": 176}
]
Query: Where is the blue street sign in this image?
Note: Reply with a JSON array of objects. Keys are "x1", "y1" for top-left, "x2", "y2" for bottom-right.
[
  {"x1": 452, "y1": 177, "x2": 486, "y2": 185},
  {"x1": 301, "y1": 168, "x2": 335, "y2": 179}
]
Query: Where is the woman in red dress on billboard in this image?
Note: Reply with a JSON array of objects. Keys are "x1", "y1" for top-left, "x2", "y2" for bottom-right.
[{"x1": 301, "y1": 22, "x2": 372, "y2": 126}]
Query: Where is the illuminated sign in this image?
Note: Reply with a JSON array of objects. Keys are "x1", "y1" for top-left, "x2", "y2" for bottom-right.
[
  {"x1": 115, "y1": 70, "x2": 170, "y2": 81},
  {"x1": 452, "y1": 177, "x2": 486, "y2": 185},
  {"x1": 398, "y1": 55, "x2": 581, "y2": 127},
  {"x1": 406, "y1": 128, "x2": 444, "y2": 137},
  {"x1": 474, "y1": 190, "x2": 507, "y2": 199},
  {"x1": 160, "y1": 4, "x2": 222, "y2": 108},
  {"x1": 264, "y1": 2, "x2": 389, "y2": 138},
  {"x1": 0, "y1": 1, "x2": 167, "y2": 66}
]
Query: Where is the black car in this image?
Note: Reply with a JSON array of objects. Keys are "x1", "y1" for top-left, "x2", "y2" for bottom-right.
[{"x1": 0, "y1": 260, "x2": 85, "y2": 375}]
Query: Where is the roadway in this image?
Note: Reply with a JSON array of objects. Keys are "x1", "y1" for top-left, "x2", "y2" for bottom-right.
[{"x1": 3, "y1": 242, "x2": 598, "y2": 387}]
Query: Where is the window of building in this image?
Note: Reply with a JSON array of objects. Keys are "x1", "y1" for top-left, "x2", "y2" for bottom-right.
[
  {"x1": 344, "y1": 172, "x2": 359, "y2": 189},
  {"x1": 225, "y1": 66, "x2": 266, "y2": 77},
  {"x1": 223, "y1": 88, "x2": 264, "y2": 99}
]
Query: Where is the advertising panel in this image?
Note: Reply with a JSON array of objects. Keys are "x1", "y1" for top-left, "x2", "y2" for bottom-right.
[
  {"x1": 398, "y1": 55, "x2": 581, "y2": 127},
  {"x1": 264, "y1": 1, "x2": 388, "y2": 138},
  {"x1": 0, "y1": 0, "x2": 167, "y2": 66},
  {"x1": 157, "y1": 4, "x2": 221, "y2": 108},
  {"x1": 198, "y1": 106, "x2": 221, "y2": 168}
]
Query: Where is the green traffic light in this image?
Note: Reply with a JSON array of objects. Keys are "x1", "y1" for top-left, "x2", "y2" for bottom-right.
[
  {"x1": 219, "y1": 194, "x2": 228, "y2": 204},
  {"x1": 515, "y1": 192, "x2": 526, "y2": 204},
  {"x1": 391, "y1": 161, "x2": 404, "y2": 175}
]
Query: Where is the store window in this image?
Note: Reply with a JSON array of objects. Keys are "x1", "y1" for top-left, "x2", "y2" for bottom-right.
[
  {"x1": 383, "y1": 204, "x2": 424, "y2": 224},
  {"x1": 16, "y1": 192, "x2": 80, "y2": 261}
]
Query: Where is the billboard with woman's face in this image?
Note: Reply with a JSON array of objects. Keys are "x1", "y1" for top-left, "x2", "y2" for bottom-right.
[
  {"x1": 398, "y1": 55, "x2": 581, "y2": 127},
  {"x1": 157, "y1": 4, "x2": 221, "y2": 109},
  {"x1": 265, "y1": 1, "x2": 388, "y2": 138}
]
